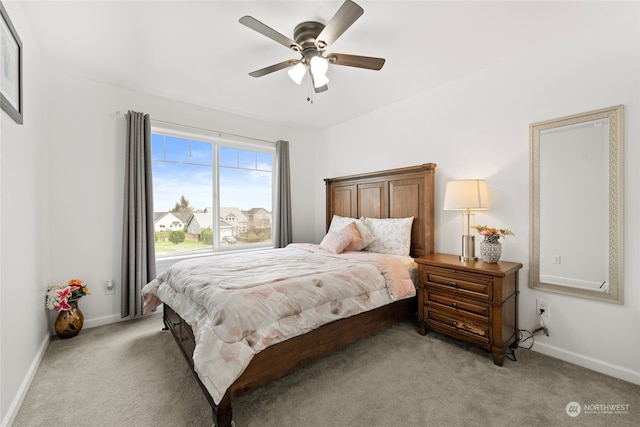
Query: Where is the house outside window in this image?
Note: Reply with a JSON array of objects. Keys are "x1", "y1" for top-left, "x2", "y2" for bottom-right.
[{"x1": 150, "y1": 123, "x2": 274, "y2": 265}]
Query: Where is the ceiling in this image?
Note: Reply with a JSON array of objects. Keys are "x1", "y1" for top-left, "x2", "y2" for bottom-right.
[{"x1": 20, "y1": 1, "x2": 613, "y2": 130}]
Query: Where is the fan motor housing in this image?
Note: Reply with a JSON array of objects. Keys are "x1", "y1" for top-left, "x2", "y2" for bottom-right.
[{"x1": 293, "y1": 21, "x2": 325, "y2": 51}]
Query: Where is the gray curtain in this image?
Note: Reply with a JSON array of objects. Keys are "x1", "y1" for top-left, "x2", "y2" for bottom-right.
[
  {"x1": 273, "y1": 140, "x2": 292, "y2": 248},
  {"x1": 121, "y1": 110, "x2": 156, "y2": 318}
]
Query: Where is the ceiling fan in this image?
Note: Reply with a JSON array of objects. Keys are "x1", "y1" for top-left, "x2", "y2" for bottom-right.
[{"x1": 239, "y1": 0, "x2": 385, "y2": 93}]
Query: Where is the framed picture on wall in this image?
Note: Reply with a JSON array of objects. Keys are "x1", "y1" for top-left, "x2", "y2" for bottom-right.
[{"x1": 0, "y1": 1, "x2": 23, "y2": 124}]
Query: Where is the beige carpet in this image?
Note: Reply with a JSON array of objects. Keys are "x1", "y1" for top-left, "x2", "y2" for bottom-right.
[{"x1": 13, "y1": 313, "x2": 640, "y2": 427}]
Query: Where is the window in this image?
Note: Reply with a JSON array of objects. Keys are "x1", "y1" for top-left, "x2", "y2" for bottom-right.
[{"x1": 151, "y1": 123, "x2": 274, "y2": 260}]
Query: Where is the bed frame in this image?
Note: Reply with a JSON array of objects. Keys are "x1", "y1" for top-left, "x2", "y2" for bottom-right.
[{"x1": 162, "y1": 163, "x2": 437, "y2": 426}]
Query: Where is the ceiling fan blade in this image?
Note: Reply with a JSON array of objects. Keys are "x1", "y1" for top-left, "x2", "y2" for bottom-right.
[
  {"x1": 315, "y1": 0, "x2": 364, "y2": 49},
  {"x1": 239, "y1": 16, "x2": 301, "y2": 51},
  {"x1": 249, "y1": 59, "x2": 300, "y2": 77},
  {"x1": 326, "y1": 53, "x2": 385, "y2": 70}
]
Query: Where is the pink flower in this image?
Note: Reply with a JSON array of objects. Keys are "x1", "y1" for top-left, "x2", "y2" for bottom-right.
[
  {"x1": 54, "y1": 299, "x2": 71, "y2": 311},
  {"x1": 46, "y1": 279, "x2": 90, "y2": 311},
  {"x1": 57, "y1": 287, "x2": 71, "y2": 300},
  {"x1": 474, "y1": 225, "x2": 514, "y2": 243}
]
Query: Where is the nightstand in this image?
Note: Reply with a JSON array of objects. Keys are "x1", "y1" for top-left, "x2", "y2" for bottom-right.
[{"x1": 415, "y1": 253, "x2": 523, "y2": 366}]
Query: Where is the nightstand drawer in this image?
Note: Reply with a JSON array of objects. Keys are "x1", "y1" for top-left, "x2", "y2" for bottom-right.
[
  {"x1": 426, "y1": 289, "x2": 489, "y2": 319},
  {"x1": 426, "y1": 309, "x2": 490, "y2": 347},
  {"x1": 422, "y1": 267, "x2": 492, "y2": 300}
]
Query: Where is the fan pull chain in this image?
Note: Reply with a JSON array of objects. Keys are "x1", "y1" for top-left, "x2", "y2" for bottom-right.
[{"x1": 306, "y1": 74, "x2": 314, "y2": 104}]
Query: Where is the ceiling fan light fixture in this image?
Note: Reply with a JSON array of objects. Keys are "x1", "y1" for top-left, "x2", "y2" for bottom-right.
[
  {"x1": 310, "y1": 55, "x2": 329, "y2": 88},
  {"x1": 310, "y1": 55, "x2": 329, "y2": 75},
  {"x1": 312, "y1": 72, "x2": 329, "y2": 88},
  {"x1": 287, "y1": 62, "x2": 307, "y2": 84}
]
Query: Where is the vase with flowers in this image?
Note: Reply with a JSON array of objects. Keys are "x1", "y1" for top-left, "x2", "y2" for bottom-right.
[
  {"x1": 46, "y1": 279, "x2": 89, "y2": 338},
  {"x1": 474, "y1": 226, "x2": 514, "y2": 263}
]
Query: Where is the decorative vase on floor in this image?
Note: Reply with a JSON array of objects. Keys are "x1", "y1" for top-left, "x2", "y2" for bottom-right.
[
  {"x1": 54, "y1": 300, "x2": 84, "y2": 339},
  {"x1": 480, "y1": 240, "x2": 502, "y2": 264}
]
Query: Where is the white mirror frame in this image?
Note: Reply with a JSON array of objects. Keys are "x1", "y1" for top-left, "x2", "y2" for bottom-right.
[{"x1": 530, "y1": 105, "x2": 624, "y2": 304}]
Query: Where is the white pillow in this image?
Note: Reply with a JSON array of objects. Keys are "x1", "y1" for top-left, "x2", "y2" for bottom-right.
[
  {"x1": 328, "y1": 215, "x2": 376, "y2": 251},
  {"x1": 363, "y1": 217, "x2": 414, "y2": 256}
]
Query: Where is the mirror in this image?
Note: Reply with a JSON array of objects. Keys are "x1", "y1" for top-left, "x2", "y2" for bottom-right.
[{"x1": 530, "y1": 105, "x2": 623, "y2": 304}]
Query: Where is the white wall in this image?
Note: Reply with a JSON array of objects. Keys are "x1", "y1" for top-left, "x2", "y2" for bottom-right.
[
  {"x1": 314, "y1": 13, "x2": 640, "y2": 383},
  {"x1": 45, "y1": 74, "x2": 317, "y2": 328},
  {"x1": 0, "y1": 2, "x2": 51, "y2": 425}
]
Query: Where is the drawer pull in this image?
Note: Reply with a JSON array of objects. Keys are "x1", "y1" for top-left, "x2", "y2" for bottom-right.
[
  {"x1": 451, "y1": 302, "x2": 457, "y2": 308},
  {"x1": 447, "y1": 282, "x2": 458, "y2": 288},
  {"x1": 173, "y1": 321, "x2": 180, "y2": 327},
  {"x1": 180, "y1": 336, "x2": 189, "y2": 342},
  {"x1": 451, "y1": 321, "x2": 458, "y2": 328}
]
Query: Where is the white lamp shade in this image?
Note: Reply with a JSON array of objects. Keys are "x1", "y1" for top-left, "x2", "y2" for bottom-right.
[
  {"x1": 310, "y1": 56, "x2": 330, "y2": 87},
  {"x1": 443, "y1": 179, "x2": 490, "y2": 210},
  {"x1": 287, "y1": 63, "x2": 306, "y2": 85},
  {"x1": 312, "y1": 72, "x2": 329, "y2": 88},
  {"x1": 310, "y1": 55, "x2": 329, "y2": 75}
]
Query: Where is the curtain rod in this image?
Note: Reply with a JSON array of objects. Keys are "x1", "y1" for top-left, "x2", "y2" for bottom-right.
[{"x1": 115, "y1": 110, "x2": 275, "y2": 145}]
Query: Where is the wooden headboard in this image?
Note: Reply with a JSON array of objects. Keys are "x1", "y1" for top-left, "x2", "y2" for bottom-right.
[{"x1": 324, "y1": 163, "x2": 437, "y2": 258}]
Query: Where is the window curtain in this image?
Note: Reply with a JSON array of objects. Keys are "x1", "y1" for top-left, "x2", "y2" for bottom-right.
[
  {"x1": 273, "y1": 139, "x2": 292, "y2": 248},
  {"x1": 121, "y1": 110, "x2": 156, "y2": 318}
]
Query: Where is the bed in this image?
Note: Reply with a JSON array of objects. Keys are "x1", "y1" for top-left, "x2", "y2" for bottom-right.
[{"x1": 143, "y1": 163, "x2": 436, "y2": 427}]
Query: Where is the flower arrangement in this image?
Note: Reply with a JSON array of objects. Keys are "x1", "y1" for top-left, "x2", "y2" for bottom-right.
[
  {"x1": 45, "y1": 279, "x2": 89, "y2": 312},
  {"x1": 474, "y1": 225, "x2": 514, "y2": 244}
]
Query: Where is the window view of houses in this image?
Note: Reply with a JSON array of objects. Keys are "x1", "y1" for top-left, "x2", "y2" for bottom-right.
[
  {"x1": 151, "y1": 132, "x2": 275, "y2": 258},
  {"x1": 154, "y1": 205, "x2": 273, "y2": 257}
]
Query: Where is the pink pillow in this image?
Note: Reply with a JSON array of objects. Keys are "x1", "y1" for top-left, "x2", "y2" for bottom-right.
[
  {"x1": 341, "y1": 222, "x2": 364, "y2": 252},
  {"x1": 327, "y1": 215, "x2": 376, "y2": 251},
  {"x1": 319, "y1": 231, "x2": 352, "y2": 254},
  {"x1": 350, "y1": 219, "x2": 376, "y2": 251}
]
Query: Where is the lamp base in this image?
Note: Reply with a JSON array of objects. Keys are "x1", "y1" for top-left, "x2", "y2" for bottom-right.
[{"x1": 460, "y1": 235, "x2": 477, "y2": 261}]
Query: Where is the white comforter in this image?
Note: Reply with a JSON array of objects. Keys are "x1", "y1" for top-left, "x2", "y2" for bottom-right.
[{"x1": 142, "y1": 243, "x2": 415, "y2": 404}]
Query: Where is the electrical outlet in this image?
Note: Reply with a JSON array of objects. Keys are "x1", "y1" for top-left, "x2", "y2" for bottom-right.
[
  {"x1": 105, "y1": 279, "x2": 115, "y2": 295},
  {"x1": 536, "y1": 299, "x2": 550, "y2": 317}
]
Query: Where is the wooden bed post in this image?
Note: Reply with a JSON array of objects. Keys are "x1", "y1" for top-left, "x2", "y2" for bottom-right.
[{"x1": 215, "y1": 393, "x2": 233, "y2": 427}]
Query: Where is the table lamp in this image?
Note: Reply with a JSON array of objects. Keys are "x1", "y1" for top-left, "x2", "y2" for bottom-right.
[{"x1": 443, "y1": 179, "x2": 490, "y2": 261}]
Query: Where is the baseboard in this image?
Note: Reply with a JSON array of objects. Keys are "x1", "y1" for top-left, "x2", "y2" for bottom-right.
[
  {"x1": 533, "y1": 342, "x2": 640, "y2": 385},
  {"x1": 47, "y1": 307, "x2": 164, "y2": 336},
  {"x1": 46, "y1": 313, "x2": 125, "y2": 336},
  {"x1": 0, "y1": 333, "x2": 50, "y2": 427},
  {"x1": 84, "y1": 306, "x2": 164, "y2": 329},
  {"x1": 83, "y1": 313, "x2": 127, "y2": 329}
]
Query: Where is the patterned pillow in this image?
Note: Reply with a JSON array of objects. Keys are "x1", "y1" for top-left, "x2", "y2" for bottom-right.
[
  {"x1": 340, "y1": 221, "x2": 364, "y2": 252},
  {"x1": 328, "y1": 215, "x2": 376, "y2": 251},
  {"x1": 328, "y1": 215, "x2": 354, "y2": 232},
  {"x1": 319, "y1": 230, "x2": 352, "y2": 254},
  {"x1": 363, "y1": 217, "x2": 414, "y2": 256}
]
